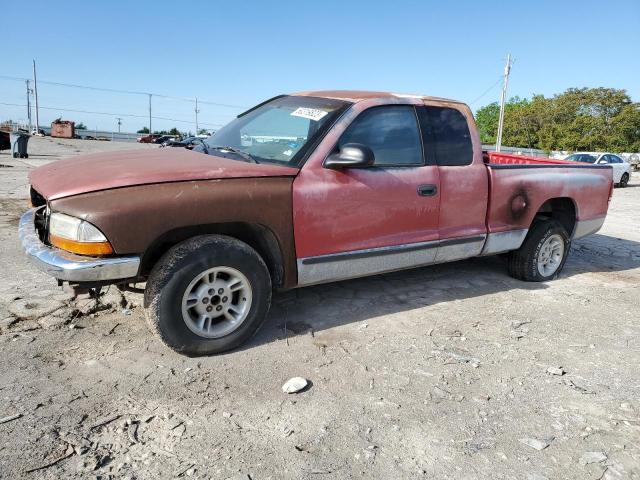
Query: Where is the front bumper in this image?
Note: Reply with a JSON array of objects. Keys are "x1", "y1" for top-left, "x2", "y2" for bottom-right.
[{"x1": 19, "y1": 208, "x2": 141, "y2": 283}]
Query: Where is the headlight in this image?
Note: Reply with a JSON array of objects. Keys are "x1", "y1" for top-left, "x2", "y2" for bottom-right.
[{"x1": 49, "y1": 212, "x2": 113, "y2": 255}]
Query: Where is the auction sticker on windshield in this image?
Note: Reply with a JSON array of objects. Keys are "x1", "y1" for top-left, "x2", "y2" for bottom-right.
[{"x1": 290, "y1": 107, "x2": 329, "y2": 122}]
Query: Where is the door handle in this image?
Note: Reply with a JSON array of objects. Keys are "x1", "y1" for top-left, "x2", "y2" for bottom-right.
[{"x1": 417, "y1": 184, "x2": 438, "y2": 197}]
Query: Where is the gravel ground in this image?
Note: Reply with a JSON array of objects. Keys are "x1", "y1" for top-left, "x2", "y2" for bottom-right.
[{"x1": 0, "y1": 138, "x2": 639, "y2": 479}]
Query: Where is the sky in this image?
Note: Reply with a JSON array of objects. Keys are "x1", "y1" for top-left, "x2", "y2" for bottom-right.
[{"x1": 2, "y1": 0, "x2": 639, "y2": 133}]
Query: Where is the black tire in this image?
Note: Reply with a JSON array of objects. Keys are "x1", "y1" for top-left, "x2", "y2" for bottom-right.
[
  {"x1": 619, "y1": 173, "x2": 629, "y2": 188},
  {"x1": 144, "y1": 235, "x2": 272, "y2": 356},
  {"x1": 507, "y1": 220, "x2": 570, "y2": 282},
  {"x1": 12, "y1": 152, "x2": 18, "y2": 158}
]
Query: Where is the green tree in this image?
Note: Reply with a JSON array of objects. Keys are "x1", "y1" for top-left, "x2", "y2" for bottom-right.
[
  {"x1": 475, "y1": 87, "x2": 640, "y2": 152},
  {"x1": 137, "y1": 127, "x2": 150, "y2": 134},
  {"x1": 75, "y1": 122, "x2": 87, "y2": 130},
  {"x1": 475, "y1": 102, "x2": 500, "y2": 144},
  {"x1": 168, "y1": 127, "x2": 181, "y2": 136},
  {"x1": 198, "y1": 128, "x2": 209, "y2": 136}
]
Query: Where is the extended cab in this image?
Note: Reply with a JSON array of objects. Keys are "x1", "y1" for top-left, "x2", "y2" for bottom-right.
[{"x1": 20, "y1": 91, "x2": 614, "y2": 355}]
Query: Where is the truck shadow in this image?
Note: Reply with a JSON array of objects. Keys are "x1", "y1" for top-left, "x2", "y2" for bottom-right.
[{"x1": 245, "y1": 233, "x2": 640, "y2": 350}]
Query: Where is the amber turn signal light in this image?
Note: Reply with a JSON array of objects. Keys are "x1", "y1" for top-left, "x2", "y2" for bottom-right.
[{"x1": 50, "y1": 234, "x2": 114, "y2": 256}]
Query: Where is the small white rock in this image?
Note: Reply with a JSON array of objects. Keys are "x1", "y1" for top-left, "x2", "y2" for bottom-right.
[
  {"x1": 546, "y1": 366, "x2": 565, "y2": 376},
  {"x1": 620, "y1": 402, "x2": 634, "y2": 413},
  {"x1": 281, "y1": 377, "x2": 309, "y2": 394},
  {"x1": 579, "y1": 451, "x2": 607, "y2": 465},
  {"x1": 519, "y1": 437, "x2": 554, "y2": 451}
]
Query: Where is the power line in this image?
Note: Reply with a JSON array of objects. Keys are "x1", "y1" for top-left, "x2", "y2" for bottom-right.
[
  {"x1": 469, "y1": 75, "x2": 503, "y2": 106},
  {"x1": 0, "y1": 74, "x2": 248, "y2": 109},
  {"x1": 0, "y1": 101, "x2": 225, "y2": 127}
]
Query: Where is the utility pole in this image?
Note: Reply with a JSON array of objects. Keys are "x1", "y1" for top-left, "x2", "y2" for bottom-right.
[
  {"x1": 33, "y1": 60, "x2": 40, "y2": 134},
  {"x1": 148, "y1": 94, "x2": 152, "y2": 133},
  {"x1": 25, "y1": 79, "x2": 32, "y2": 132},
  {"x1": 495, "y1": 53, "x2": 512, "y2": 152},
  {"x1": 195, "y1": 97, "x2": 199, "y2": 134},
  {"x1": 116, "y1": 117, "x2": 122, "y2": 133}
]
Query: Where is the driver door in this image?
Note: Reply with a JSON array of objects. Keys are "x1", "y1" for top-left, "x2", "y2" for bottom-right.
[{"x1": 292, "y1": 105, "x2": 441, "y2": 285}]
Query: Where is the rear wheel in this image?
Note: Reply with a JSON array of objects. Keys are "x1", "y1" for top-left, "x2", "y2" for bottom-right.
[
  {"x1": 619, "y1": 173, "x2": 629, "y2": 188},
  {"x1": 507, "y1": 220, "x2": 570, "y2": 282},
  {"x1": 144, "y1": 235, "x2": 272, "y2": 356}
]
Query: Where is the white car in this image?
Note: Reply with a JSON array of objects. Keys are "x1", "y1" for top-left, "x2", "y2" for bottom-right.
[{"x1": 565, "y1": 152, "x2": 631, "y2": 187}]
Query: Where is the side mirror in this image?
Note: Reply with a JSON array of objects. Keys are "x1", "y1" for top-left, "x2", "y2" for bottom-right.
[{"x1": 324, "y1": 143, "x2": 375, "y2": 169}]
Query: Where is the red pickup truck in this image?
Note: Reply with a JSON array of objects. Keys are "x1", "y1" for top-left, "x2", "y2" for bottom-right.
[{"x1": 20, "y1": 91, "x2": 614, "y2": 355}]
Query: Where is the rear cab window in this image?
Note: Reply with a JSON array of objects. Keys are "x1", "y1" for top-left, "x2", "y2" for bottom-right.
[{"x1": 418, "y1": 106, "x2": 473, "y2": 166}]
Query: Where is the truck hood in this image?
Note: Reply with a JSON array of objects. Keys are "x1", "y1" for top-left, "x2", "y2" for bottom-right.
[{"x1": 29, "y1": 148, "x2": 299, "y2": 200}]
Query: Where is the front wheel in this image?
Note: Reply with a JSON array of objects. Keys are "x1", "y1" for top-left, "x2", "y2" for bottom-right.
[
  {"x1": 144, "y1": 235, "x2": 272, "y2": 356},
  {"x1": 507, "y1": 220, "x2": 570, "y2": 282}
]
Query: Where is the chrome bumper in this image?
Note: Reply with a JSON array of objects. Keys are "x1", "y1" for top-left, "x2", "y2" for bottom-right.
[
  {"x1": 19, "y1": 208, "x2": 141, "y2": 282},
  {"x1": 572, "y1": 216, "x2": 606, "y2": 240}
]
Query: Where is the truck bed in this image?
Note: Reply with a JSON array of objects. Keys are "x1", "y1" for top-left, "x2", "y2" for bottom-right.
[{"x1": 482, "y1": 151, "x2": 613, "y2": 240}]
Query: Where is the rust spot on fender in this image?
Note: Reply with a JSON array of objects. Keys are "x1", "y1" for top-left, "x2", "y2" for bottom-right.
[{"x1": 509, "y1": 187, "x2": 530, "y2": 221}]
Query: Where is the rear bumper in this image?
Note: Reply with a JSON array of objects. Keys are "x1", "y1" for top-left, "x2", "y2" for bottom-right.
[
  {"x1": 19, "y1": 208, "x2": 140, "y2": 283},
  {"x1": 572, "y1": 216, "x2": 606, "y2": 240}
]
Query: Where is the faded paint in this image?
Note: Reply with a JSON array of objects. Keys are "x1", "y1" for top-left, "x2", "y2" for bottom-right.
[
  {"x1": 51, "y1": 177, "x2": 298, "y2": 288},
  {"x1": 485, "y1": 154, "x2": 612, "y2": 233},
  {"x1": 24, "y1": 91, "x2": 614, "y2": 290},
  {"x1": 30, "y1": 148, "x2": 298, "y2": 200},
  {"x1": 292, "y1": 96, "x2": 440, "y2": 259},
  {"x1": 425, "y1": 98, "x2": 488, "y2": 241}
]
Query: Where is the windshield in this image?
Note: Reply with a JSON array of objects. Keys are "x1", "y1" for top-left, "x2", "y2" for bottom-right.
[
  {"x1": 566, "y1": 153, "x2": 597, "y2": 163},
  {"x1": 203, "y1": 95, "x2": 349, "y2": 166}
]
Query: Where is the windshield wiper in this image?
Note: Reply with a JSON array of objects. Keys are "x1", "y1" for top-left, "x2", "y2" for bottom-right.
[{"x1": 208, "y1": 145, "x2": 258, "y2": 163}]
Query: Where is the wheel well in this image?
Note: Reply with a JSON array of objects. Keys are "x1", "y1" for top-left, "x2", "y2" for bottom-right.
[
  {"x1": 140, "y1": 223, "x2": 285, "y2": 287},
  {"x1": 534, "y1": 197, "x2": 577, "y2": 236}
]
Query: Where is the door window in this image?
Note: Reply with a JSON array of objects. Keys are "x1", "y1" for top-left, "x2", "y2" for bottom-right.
[{"x1": 338, "y1": 106, "x2": 423, "y2": 166}]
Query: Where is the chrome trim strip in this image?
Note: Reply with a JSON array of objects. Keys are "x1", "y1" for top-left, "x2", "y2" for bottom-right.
[
  {"x1": 19, "y1": 209, "x2": 140, "y2": 282},
  {"x1": 481, "y1": 229, "x2": 529, "y2": 255},
  {"x1": 435, "y1": 236, "x2": 486, "y2": 262},
  {"x1": 572, "y1": 217, "x2": 606, "y2": 240},
  {"x1": 297, "y1": 235, "x2": 486, "y2": 287},
  {"x1": 301, "y1": 239, "x2": 439, "y2": 265}
]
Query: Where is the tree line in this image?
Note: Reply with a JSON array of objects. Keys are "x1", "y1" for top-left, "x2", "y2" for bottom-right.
[
  {"x1": 475, "y1": 87, "x2": 640, "y2": 153},
  {"x1": 136, "y1": 127, "x2": 210, "y2": 136}
]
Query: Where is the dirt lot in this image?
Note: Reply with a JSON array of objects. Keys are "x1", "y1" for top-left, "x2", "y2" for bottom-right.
[{"x1": 0, "y1": 138, "x2": 639, "y2": 479}]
